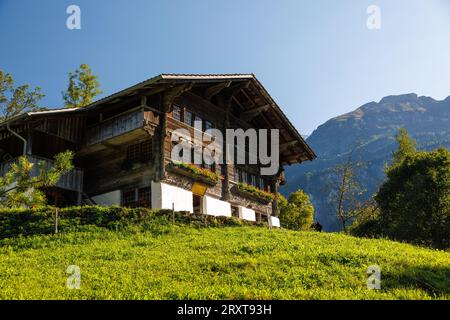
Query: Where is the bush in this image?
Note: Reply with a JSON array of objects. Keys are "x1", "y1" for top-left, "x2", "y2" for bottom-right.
[
  {"x1": 0, "y1": 206, "x2": 263, "y2": 239},
  {"x1": 375, "y1": 148, "x2": 450, "y2": 248},
  {"x1": 279, "y1": 190, "x2": 314, "y2": 230},
  {"x1": 348, "y1": 203, "x2": 382, "y2": 238}
]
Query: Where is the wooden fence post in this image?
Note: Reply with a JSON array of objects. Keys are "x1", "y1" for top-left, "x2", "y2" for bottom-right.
[
  {"x1": 172, "y1": 202, "x2": 175, "y2": 225},
  {"x1": 55, "y1": 208, "x2": 59, "y2": 234}
]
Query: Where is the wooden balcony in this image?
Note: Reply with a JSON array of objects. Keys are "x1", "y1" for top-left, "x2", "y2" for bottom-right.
[
  {"x1": 85, "y1": 108, "x2": 145, "y2": 146},
  {"x1": 0, "y1": 155, "x2": 83, "y2": 193}
]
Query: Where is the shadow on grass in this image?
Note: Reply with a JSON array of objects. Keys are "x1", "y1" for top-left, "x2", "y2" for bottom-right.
[{"x1": 383, "y1": 265, "x2": 450, "y2": 297}]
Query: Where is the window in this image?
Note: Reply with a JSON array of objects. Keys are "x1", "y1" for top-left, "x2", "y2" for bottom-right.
[
  {"x1": 241, "y1": 170, "x2": 247, "y2": 184},
  {"x1": 138, "y1": 187, "x2": 151, "y2": 207},
  {"x1": 259, "y1": 177, "x2": 264, "y2": 190},
  {"x1": 127, "y1": 140, "x2": 152, "y2": 162},
  {"x1": 204, "y1": 162, "x2": 216, "y2": 173},
  {"x1": 247, "y1": 172, "x2": 253, "y2": 186},
  {"x1": 184, "y1": 110, "x2": 193, "y2": 126},
  {"x1": 127, "y1": 144, "x2": 141, "y2": 162},
  {"x1": 234, "y1": 168, "x2": 265, "y2": 190},
  {"x1": 235, "y1": 167, "x2": 245, "y2": 183},
  {"x1": 122, "y1": 187, "x2": 151, "y2": 208},
  {"x1": 231, "y1": 206, "x2": 239, "y2": 218},
  {"x1": 172, "y1": 105, "x2": 182, "y2": 121},
  {"x1": 263, "y1": 180, "x2": 270, "y2": 192},
  {"x1": 250, "y1": 174, "x2": 257, "y2": 187},
  {"x1": 234, "y1": 167, "x2": 240, "y2": 182},
  {"x1": 140, "y1": 140, "x2": 152, "y2": 161},
  {"x1": 205, "y1": 120, "x2": 214, "y2": 131},
  {"x1": 122, "y1": 190, "x2": 137, "y2": 207},
  {"x1": 194, "y1": 115, "x2": 202, "y2": 129}
]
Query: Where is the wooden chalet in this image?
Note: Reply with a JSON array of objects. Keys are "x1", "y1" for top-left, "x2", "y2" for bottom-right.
[{"x1": 0, "y1": 74, "x2": 315, "y2": 225}]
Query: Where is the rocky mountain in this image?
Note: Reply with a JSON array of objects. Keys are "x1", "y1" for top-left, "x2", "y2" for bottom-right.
[{"x1": 282, "y1": 93, "x2": 450, "y2": 231}]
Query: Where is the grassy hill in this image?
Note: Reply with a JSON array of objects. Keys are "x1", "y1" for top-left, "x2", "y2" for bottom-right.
[{"x1": 0, "y1": 208, "x2": 448, "y2": 300}]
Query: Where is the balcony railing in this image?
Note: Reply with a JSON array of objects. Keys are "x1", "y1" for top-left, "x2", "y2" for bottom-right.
[
  {"x1": 85, "y1": 108, "x2": 146, "y2": 146},
  {"x1": 0, "y1": 155, "x2": 83, "y2": 193}
]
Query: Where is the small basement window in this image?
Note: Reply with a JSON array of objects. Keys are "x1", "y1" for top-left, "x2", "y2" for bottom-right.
[
  {"x1": 138, "y1": 187, "x2": 152, "y2": 207},
  {"x1": 122, "y1": 189, "x2": 137, "y2": 207},
  {"x1": 231, "y1": 205, "x2": 239, "y2": 218},
  {"x1": 122, "y1": 186, "x2": 152, "y2": 208}
]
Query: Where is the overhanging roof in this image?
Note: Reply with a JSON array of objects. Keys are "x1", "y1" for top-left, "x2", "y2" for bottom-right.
[{"x1": 0, "y1": 73, "x2": 316, "y2": 164}]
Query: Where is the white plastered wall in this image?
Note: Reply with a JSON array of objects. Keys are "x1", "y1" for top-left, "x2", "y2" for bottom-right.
[
  {"x1": 201, "y1": 195, "x2": 232, "y2": 217},
  {"x1": 270, "y1": 216, "x2": 281, "y2": 228},
  {"x1": 238, "y1": 206, "x2": 256, "y2": 221},
  {"x1": 151, "y1": 181, "x2": 193, "y2": 213}
]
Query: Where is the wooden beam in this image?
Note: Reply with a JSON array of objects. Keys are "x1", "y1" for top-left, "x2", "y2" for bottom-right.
[
  {"x1": 240, "y1": 88, "x2": 257, "y2": 107},
  {"x1": 220, "y1": 81, "x2": 251, "y2": 102},
  {"x1": 217, "y1": 95, "x2": 231, "y2": 201},
  {"x1": 204, "y1": 81, "x2": 231, "y2": 100},
  {"x1": 231, "y1": 96, "x2": 245, "y2": 111},
  {"x1": 272, "y1": 181, "x2": 279, "y2": 217},
  {"x1": 280, "y1": 140, "x2": 299, "y2": 153},
  {"x1": 162, "y1": 83, "x2": 194, "y2": 112},
  {"x1": 140, "y1": 95, "x2": 147, "y2": 106},
  {"x1": 101, "y1": 141, "x2": 122, "y2": 152},
  {"x1": 157, "y1": 83, "x2": 194, "y2": 181},
  {"x1": 281, "y1": 155, "x2": 304, "y2": 164},
  {"x1": 185, "y1": 91, "x2": 250, "y2": 129},
  {"x1": 144, "y1": 85, "x2": 173, "y2": 97},
  {"x1": 140, "y1": 95, "x2": 161, "y2": 114},
  {"x1": 241, "y1": 104, "x2": 270, "y2": 121}
]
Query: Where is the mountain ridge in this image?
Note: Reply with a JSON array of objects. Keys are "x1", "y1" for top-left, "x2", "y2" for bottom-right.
[{"x1": 283, "y1": 93, "x2": 450, "y2": 231}]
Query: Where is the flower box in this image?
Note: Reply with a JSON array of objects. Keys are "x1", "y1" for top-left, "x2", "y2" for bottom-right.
[
  {"x1": 232, "y1": 183, "x2": 275, "y2": 204},
  {"x1": 167, "y1": 162, "x2": 221, "y2": 186}
]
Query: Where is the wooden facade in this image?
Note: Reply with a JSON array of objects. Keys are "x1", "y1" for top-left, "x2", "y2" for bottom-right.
[{"x1": 0, "y1": 74, "x2": 315, "y2": 222}]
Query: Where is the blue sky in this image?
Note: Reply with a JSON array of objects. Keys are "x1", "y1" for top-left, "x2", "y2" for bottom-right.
[{"x1": 1, "y1": 0, "x2": 449, "y2": 134}]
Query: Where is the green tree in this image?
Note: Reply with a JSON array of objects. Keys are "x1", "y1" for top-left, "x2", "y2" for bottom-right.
[
  {"x1": 391, "y1": 128, "x2": 417, "y2": 167},
  {"x1": 0, "y1": 151, "x2": 74, "y2": 208},
  {"x1": 375, "y1": 147, "x2": 450, "y2": 248},
  {"x1": 348, "y1": 198, "x2": 381, "y2": 238},
  {"x1": 279, "y1": 190, "x2": 314, "y2": 230},
  {"x1": 0, "y1": 69, "x2": 44, "y2": 121},
  {"x1": 277, "y1": 192, "x2": 288, "y2": 211},
  {"x1": 330, "y1": 151, "x2": 365, "y2": 232},
  {"x1": 62, "y1": 64, "x2": 102, "y2": 108}
]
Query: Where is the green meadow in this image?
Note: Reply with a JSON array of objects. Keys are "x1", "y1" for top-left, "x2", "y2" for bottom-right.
[{"x1": 0, "y1": 209, "x2": 448, "y2": 300}]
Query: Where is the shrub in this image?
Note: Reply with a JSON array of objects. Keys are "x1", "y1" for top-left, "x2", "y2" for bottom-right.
[
  {"x1": 279, "y1": 190, "x2": 314, "y2": 230},
  {"x1": 375, "y1": 147, "x2": 450, "y2": 248},
  {"x1": 0, "y1": 206, "x2": 263, "y2": 239},
  {"x1": 348, "y1": 202, "x2": 382, "y2": 238}
]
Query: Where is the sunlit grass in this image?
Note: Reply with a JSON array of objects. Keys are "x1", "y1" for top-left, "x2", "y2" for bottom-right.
[{"x1": 0, "y1": 223, "x2": 448, "y2": 300}]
